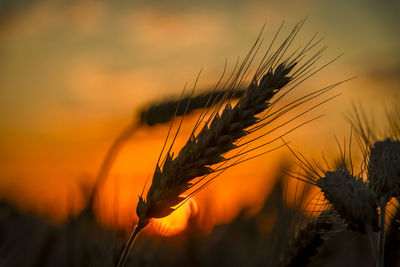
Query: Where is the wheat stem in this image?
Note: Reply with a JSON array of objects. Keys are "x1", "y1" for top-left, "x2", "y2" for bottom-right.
[
  {"x1": 366, "y1": 224, "x2": 383, "y2": 267},
  {"x1": 378, "y1": 199, "x2": 386, "y2": 266},
  {"x1": 116, "y1": 225, "x2": 143, "y2": 267},
  {"x1": 88, "y1": 123, "x2": 140, "y2": 214}
]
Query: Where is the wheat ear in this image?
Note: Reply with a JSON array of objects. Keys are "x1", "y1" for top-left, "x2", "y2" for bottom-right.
[
  {"x1": 117, "y1": 19, "x2": 335, "y2": 266},
  {"x1": 84, "y1": 88, "x2": 246, "y2": 219},
  {"x1": 350, "y1": 104, "x2": 400, "y2": 263},
  {"x1": 115, "y1": 63, "x2": 297, "y2": 267},
  {"x1": 135, "y1": 60, "x2": 296, "y2": 224},
  {"x1": 287, "y1": 141, "x2": 382, "y2": 266},
  {"x1": 367, "y1": 138, "x2": 400, "y2": 264}
]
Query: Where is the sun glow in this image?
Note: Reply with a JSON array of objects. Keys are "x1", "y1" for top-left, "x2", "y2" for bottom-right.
[{"x1": 150, "y1": 198, "x2": 198, "y2": 236}]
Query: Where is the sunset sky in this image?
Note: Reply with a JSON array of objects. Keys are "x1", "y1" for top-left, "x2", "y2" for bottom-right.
[{"x1": 0, "y1": 0, "x2": 399, "y2": 233}]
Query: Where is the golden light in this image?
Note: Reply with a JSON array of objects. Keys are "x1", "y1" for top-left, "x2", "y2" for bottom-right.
[
  {"x1": 150, "y1": 197, "x2": 198, "y2": 236},
  {"x1": 1, "y1": 0, "x2": 397, "y2": 239}
]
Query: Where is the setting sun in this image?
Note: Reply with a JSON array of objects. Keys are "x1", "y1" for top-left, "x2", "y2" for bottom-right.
[{"x1": 150, "y1": 198, "x2": 198, "y2": 236}]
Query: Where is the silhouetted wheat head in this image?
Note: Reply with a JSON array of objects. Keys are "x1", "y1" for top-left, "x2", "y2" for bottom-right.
[
  {"x1": 117, "y1": 19, "x2": 341, "y2": 267},
  {"x1": 285, "y1": 122, "x2": 400, "y2": 267},
  {"x1": 85, "y1": 87, "x2": 246, "y2": 220},
  {"x1": 349, "y1": 103, "x2": 400, "y2": 266}
]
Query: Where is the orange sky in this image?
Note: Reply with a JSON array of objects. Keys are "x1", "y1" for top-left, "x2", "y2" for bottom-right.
[{"x1": 0, "y1": 0, "x2": 399, "y2": 235}]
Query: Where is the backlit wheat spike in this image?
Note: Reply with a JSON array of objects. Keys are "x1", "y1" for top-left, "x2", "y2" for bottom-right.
[
  {"x1": 85, "y1": 88, "x2": 247, "y2": 217},
  {"x1": 367, "y1": 138, "x2": 400, "y2": 265},
  {"x1": 136, "y1": 61, "x2": 296, "y2": 228},
  {"x1": 117, "y1": 19, "x2": 336, "y2": 267},
  {"x1": 349, "y1": 104, "x2": 400, "y2": 265},
  {"x1": 317, "y1": 169, "x2": 379, "y2": 234},
  {"x1": 368, "y1": 138, "x2": 400, "y2": 203},
  {"x1": 286, "y1": 142, "x2": 382, "y2": 267},
  {"x1": 286, "y1": 135, "x2": 379, "y2": 234}
]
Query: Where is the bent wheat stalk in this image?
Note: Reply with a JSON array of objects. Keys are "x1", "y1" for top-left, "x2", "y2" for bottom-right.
[
  {"x1": 139, "y1": 88, "x2": 246, "y2": 126},
  {"x1": 117, "y1": 20, "x2": 336, "y2": 267}
]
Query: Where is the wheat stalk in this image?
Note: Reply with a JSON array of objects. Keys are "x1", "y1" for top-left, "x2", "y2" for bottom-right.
[{"x1": 367, "y1": 139, "x2": 400, "y2": 265}]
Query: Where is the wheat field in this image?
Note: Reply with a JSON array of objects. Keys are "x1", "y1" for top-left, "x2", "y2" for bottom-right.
[{"x1": 1, "y1": 1, "x2": 400, "y2": 266}]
